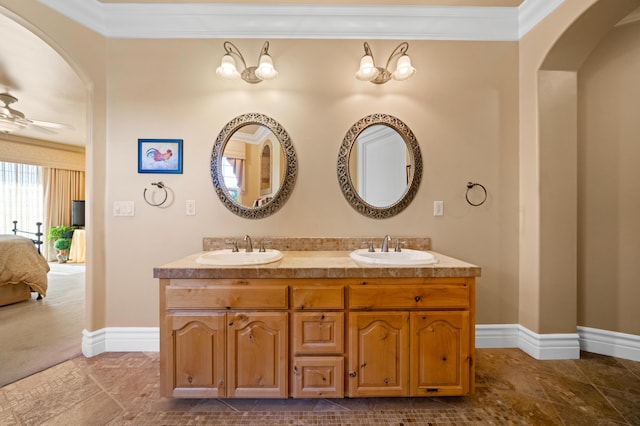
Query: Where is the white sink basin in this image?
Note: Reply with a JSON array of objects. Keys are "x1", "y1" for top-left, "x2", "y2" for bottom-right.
[
  {"x1": 196, "y1": 249, "x2": 284, "y2": 266},
  {"x1": 350, "y1": 248, "x2": 438, "y2": 266}
]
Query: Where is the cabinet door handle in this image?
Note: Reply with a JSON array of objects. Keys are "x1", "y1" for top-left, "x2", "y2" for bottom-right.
[
  {"x1": 414, "y1": 296, "x2": 421, "y2": 302},
  {"x1": 349, "y1": 371, "x2": 357, "y2": 378}
]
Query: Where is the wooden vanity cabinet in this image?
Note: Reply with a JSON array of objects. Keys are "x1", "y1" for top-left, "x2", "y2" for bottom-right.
[
  {"x1": 159, "y1": 276, "x2": 475, "y2": 399},
  {"x1": 347, "y1": 278, "x2": 474, "y2": 398},
  {"x1": 291, "y1": 284, "x2": 345, "y2": 398},
  {"x1": 160, "y1": 279, "x2": 289, "y2": 398}
]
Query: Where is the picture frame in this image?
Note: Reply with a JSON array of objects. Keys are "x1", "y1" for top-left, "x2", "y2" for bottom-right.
[{"x1": 138, "y1": 139, "x2": 183, "y2": 174}]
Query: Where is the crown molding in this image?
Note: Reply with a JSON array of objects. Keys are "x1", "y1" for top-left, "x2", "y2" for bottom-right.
[
  {"x1": 518, "y1": 0, "x2": 564, "y2": 38},
  {"x1": 38, "y1": 0, "x2": 562, "y2": 41}
]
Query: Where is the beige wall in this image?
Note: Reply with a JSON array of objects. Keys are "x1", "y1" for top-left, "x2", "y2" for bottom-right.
[
  {"x1": 578, "y1": 21, "x2": 640, "y2": 335},
  {"x1": 3, "y1": 0, "x2": 638, "y2": 338},
  {"x1": 105, "y1": 38, "x2": 519, "y2": 326},
  {"x1": 518, "y1": 0, "x2": 640, "y2": 334}
]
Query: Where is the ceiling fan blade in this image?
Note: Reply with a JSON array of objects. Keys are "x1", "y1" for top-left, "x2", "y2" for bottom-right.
[
  {"x1": 29, "y1": 119, "x2": 74, "y2": 130},
  {"x1": 29, "y1": 123, "x2": 58, "y2": 134}
]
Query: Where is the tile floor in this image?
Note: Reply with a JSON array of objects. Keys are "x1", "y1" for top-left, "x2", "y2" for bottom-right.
[{"x1": 0, "y1": 348, "x2": 638, "y2": 425}]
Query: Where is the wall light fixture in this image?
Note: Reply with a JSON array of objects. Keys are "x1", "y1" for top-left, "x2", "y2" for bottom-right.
[
  {"x1": 216, "y1": 41, "x2": 278, "y2": 84},
  {"x1": 355, "y1": 42, "x2": 416, "y2": 84}
]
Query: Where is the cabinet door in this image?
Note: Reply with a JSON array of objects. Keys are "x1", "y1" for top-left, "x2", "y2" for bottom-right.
[
  {"x1": 227, "y1": 312, "x2": 288, "y2": 398},
  {"x1": 293, "y1": 312, "x2": 344, "y2": 355},
  {"x1": 292, "y1": 356, "x2": 344, "y2": 398},
  {"x1": 168, "y1": 314, "x2": 226, "y2": 398},
  {"x1": 348, "y1": 312, "x2": 409, "y2": 397},
  {"x1": 410, "y1": 311, "x2": 470, "y2": 396}
]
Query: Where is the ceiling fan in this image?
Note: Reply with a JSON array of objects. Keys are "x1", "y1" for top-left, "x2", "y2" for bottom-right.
[{"x1": 0, "y1": 92, "x2": 73, "y2": 134}]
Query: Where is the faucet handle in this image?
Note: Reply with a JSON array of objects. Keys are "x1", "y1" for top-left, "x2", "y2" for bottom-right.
[
  {"x1": 362, "y1": 241, "x2": 375, "y2": 252},
  {"x1": 225, "y1": 239, "x2": 239, "y2": 252},
  {"x1": 394, "y1": 240, "x2": 407, "y2": 252},
  {"x1": 259, "y1": 240, "x2": 272, "y2": 253}
]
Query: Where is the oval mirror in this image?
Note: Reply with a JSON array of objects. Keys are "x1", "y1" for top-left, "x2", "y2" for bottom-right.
[
  {"x1": 337, "y1": 113, "x2": 422, "y2": 218},
  {"x1": 211, "y1": 113, "x2": 297, "y2": 219}
]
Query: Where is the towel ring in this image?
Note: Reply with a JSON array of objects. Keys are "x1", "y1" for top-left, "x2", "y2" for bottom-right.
[
  {"x1": 143, "y1": 181, "x2": 168, "y2": 207},
  {"x1": 465, "y1": 182, "x2": 487, "y2": 206}
]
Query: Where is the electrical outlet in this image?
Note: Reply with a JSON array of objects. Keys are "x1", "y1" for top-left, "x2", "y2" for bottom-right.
[
  {"x1": 434, "y1": 200, "x2": 444, "y2": 216},
  {"x1": 186, "y1": 200, "x2": 196, "y2": 216}
]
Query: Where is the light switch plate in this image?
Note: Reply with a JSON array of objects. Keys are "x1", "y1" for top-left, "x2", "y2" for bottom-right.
[
  {"x1": 186, "y1": 200, "x2": 196, "y2": 216},
  {"x1": 113, "y1": 201, "x2": 135, "y2": 216},
  {"x1": 434, "y1": 200, "x2": 444, "y2": 216}
]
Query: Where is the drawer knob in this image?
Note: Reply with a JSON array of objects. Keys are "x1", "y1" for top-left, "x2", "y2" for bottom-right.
[
  {"x1": 349, "y1": 371, "x2": 357, "y2": 378},
  {"x1": 414, "y1": 296, "x2": 421, "y2": 302}
]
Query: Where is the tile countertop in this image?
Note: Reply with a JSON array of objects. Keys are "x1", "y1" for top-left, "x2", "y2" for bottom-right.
[{"x1": 153, "y1": 251, "x2": 481, "y2": 280}]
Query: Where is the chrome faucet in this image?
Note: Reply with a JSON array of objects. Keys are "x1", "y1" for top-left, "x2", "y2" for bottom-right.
[
  {"x1": 243, "y1": 235, "x2": 253, "y2": 253},
  {"x1": 381, "y1": 235, "x2": 392, "y2": 252}
]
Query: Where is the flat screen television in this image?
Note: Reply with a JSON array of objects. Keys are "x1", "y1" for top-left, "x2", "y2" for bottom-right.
[{"x1": 72, "y1": 200, "x2": 85, "y2": 227}]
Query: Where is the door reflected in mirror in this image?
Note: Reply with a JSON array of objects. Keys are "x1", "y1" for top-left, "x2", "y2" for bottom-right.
[{"x1": 349, "y1": 124, "x2": 410, "y2": 207}]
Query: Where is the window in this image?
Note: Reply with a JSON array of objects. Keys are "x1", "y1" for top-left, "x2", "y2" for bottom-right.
[
  {"x1": 0, "y1": 162, "x2": 44, "y2": 235},
  {"x1": 222, "y1": 157, "x2": 239, "y2": 200}
]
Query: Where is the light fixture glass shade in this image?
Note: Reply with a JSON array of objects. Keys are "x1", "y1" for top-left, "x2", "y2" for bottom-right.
[
  {"x1": 0, "y1": 117, "x2": 27, "y2": 133},
  {"x1": 355, "y1": 55, "x2": 379, "y2": 81},
  {"x1": 255, "y1": 54, "x2": 278, "y2": 80},
  {"x1": 392, "y1": 54, "x2": 416, "y2": 81},
  {"x1": 216, "y1": 54, "x2": 240, "y2": 80}
]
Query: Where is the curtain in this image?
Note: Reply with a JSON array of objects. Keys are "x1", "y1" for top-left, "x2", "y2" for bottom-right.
[
  {"x1": 227, "y1": 158, "x2": 246, "y2": 193},
  {"x1": 43, "y1": 168, "x2": 85, "y2": 259},
  {"x1": 0, "y1": 162, "x2": 44, "y2": 235}
]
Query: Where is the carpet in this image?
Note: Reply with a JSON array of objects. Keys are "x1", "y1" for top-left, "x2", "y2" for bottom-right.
[{"x1": 0, "y1": 262, "x2": 84, "y2": 387}]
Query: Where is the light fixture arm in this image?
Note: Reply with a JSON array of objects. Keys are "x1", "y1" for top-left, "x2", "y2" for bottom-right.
[
  {"x1": 222, "y1": 41, "x2": 250, "y2": 72},
  {"x1": 382, "y1": 42, "x2": 409, "y2": 73}
]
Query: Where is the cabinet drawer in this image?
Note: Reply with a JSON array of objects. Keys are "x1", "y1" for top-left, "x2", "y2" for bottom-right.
[
  {"x1": 293, "y1": 312, "x2": 344, "y2": 354},
  {"x1": 292, "y1": 356, "x2": 344, "y2": 398},
  {"x1": 292, "y1": 285, "x2": 344, "y2": 310},
  {"x1": 349, "y1": 284, "x2": 469, "y2": 309},
  {"x1": 166, "y1": 284, "x2": 288, "y2": 309}
]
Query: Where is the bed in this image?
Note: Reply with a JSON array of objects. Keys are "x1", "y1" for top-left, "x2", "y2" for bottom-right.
[{"x1": 0, "y1": 222, "x2": 49, "y2": 306}]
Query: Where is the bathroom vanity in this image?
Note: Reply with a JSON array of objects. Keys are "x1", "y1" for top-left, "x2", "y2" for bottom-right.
[{"x1": 154, "y1": 238, "x2": 480, "y2": 399}]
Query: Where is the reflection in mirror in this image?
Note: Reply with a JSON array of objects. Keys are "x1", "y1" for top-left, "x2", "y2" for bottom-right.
[
  {"x1": 349, "y1": 125, "x2": 409, "y2": 207},
  {"x1": 212, "y1": 113, "x2": 297, "y2": 219},
  {"x1": 338, "y1": 114, "x2": 422, "y2": 218},
  {"x1": 221, "y1": 125, "x2": 284, "y2": 208}
]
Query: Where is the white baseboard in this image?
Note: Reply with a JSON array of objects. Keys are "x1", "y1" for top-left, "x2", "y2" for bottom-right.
[
  {"x1": 517, "y1": 325, "x2": 580, "y2": 360},
  {"x1": 476, "y1": 324, "x2": 580, "y2": 359},
  {"x1": 577, "y1": 326, "x2": 640, "y2": 362},
  {"x1": 82, "y1": 327, "x2": 159, "y2": 357},
  {"x1": 82, "y1": 325, "x2": 637, "y2": 362},
  {"x1": 475, "y1": 324, "x2": 520, "y2": 348}
]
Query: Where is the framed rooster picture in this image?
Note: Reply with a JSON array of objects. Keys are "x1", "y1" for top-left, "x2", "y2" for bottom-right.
[{"x1": 138, "y1": 139, "x2": 183, "y2": 174}]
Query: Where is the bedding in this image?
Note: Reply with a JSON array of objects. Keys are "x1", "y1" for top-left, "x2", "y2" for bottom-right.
[{"x1": 0, "y1": 235, "x2": 49, "y2": 306}]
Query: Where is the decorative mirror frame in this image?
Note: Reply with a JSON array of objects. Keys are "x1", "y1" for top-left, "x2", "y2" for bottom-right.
[
  {"x1": 337, "y1": 113, "x2": 422, "y2": 219},
  {"x1": 211, "y1": 112, "x2": 297, "y2": 219}
]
